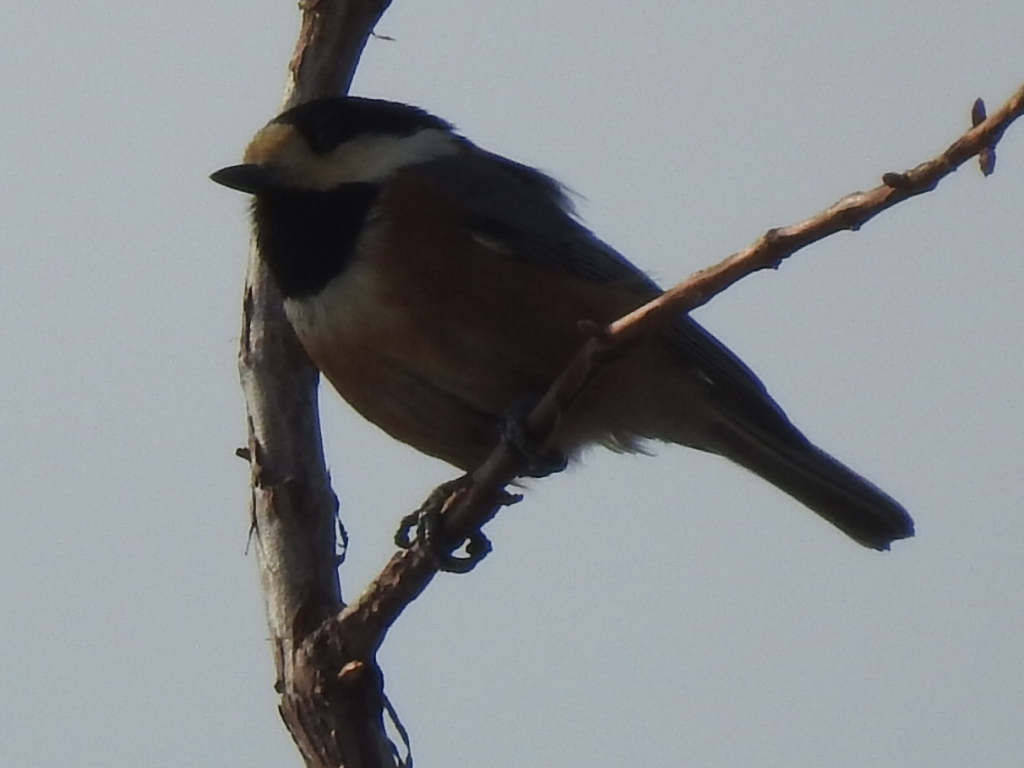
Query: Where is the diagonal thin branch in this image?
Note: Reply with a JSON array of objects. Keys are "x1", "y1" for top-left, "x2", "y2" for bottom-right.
[{"x1": 325, "y1": 82, "x2": 1024, "y2": 654}]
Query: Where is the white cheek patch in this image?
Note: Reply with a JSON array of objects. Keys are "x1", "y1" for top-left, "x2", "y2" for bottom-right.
[{"x1": 304, "y1": 129, "x2": 462, "y2": 188}]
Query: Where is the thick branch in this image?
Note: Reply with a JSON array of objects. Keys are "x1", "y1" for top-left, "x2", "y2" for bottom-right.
[
  {"x1": 239, "y1": 1, "x2": 395, "y2": 767},
  {"x1": 286, "y1": 0, "x2": 395, "y2": 106}
]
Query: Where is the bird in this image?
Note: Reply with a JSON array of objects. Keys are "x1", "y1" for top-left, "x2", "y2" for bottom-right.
[{"x1": 211, "y1": 96, "x2": 914, "y2": 551}]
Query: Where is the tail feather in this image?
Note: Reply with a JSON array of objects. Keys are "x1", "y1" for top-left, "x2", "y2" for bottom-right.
[{"x1": 713, "y1": 420, "x2": 914, "y2": 550}]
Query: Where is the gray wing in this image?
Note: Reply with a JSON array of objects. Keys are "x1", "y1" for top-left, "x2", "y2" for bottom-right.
[
  {"x1": 411, "y1": 149, "x2": 792, "y2": 430},
  {"x1": 415, "y1": 148, "x2": 656, "y2": 291}
]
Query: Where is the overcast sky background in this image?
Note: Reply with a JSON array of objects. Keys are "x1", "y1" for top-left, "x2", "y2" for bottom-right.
[{"x1": 1, "y1": 2, "x2": 1022, "y2": 767}]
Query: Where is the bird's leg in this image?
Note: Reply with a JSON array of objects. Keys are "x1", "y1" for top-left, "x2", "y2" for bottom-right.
[{"x1": 500, "y1": 393, "x2": 568, "y2": 478}]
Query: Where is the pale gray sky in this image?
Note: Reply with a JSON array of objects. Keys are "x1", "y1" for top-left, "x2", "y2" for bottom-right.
[{"x1": 1, "y1": 2, "x2": 1022, "y2": 767}]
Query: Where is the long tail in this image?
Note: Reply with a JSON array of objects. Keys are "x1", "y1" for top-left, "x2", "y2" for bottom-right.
[{"x1": 712, "y1": 418, "x2": 914, "y2": 550}]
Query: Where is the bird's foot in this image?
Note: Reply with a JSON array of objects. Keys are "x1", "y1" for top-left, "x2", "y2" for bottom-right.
[
  {"x1": 501, "y1": 394, "x2": 568, "y2": 478},
  {"x1": 395, "y1": 477, "x2": 493, "y2": 573}
]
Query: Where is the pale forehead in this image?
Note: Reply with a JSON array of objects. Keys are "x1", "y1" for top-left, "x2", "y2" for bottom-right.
[
  {"x1": 240, "y1": 122, "x2": 339, "y2": 190},
  {"x1": 242, "y1": 123, "x2": 298, "y2": 165}
]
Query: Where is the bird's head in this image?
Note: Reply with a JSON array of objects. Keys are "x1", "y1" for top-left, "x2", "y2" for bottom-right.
[{"x1": 211, "y1": 96, "x2": 461, "y2": 194}]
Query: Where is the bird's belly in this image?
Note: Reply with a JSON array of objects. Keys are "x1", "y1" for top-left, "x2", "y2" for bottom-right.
[
  {"x1": 283, "y1": 225, "x2": 660, "y2": 467},
  {"x1": 282, "y1": 257, "x2": 551, "y2": 468}
]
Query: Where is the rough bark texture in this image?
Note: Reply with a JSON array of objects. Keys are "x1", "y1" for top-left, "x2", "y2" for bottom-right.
[{"x1": 238, "y1": 2, "x2": 397, "y2": 767}]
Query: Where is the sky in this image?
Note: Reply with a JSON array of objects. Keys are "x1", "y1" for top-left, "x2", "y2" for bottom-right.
[{"x1": 1, "y1": 2, "x2": 1022, "y2": 767}]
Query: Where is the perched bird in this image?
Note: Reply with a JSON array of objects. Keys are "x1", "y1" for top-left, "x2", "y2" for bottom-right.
[{"x1": 212, "y1": 96, "x2": 913, "y2": 551}]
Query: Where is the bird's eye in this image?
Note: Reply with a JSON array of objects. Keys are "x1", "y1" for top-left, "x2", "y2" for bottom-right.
[
  {"x1": 303, "y1": 117, "x2": 348, "y2": 155},
  {"x1": 276, "y1": 106, "x2": 352, "y2": 155}
]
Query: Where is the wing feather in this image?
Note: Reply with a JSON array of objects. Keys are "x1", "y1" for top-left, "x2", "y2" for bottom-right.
[{"x1": 411, "y1": 150, "x2": 793, "y2": 433}]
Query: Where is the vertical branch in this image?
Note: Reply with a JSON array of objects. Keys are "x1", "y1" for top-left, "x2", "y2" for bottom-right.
[{"x1": 237, "y1": 1, "x2": 395, "y2": 766}]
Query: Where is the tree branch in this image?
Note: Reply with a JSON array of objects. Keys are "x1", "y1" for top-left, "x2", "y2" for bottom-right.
[{"x1": 238, "y1": 1, "x2": 396, "y2": 767}]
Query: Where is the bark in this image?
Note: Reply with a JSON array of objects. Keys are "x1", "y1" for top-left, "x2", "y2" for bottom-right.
[{"x1": 238, "y1": 2, "x2": 398, "y2": 767}]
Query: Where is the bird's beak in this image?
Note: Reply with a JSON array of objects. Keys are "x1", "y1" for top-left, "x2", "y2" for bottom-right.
[{"x1": 210, "y1": 163, "x2": 280, "y2": 194}]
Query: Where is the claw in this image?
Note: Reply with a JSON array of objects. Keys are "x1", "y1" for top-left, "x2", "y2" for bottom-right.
[{"x1": 395, "y1": 477, "x2": 493, "y2": 573}]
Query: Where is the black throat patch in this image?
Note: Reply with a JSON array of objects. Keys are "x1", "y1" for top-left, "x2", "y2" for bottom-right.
[{"x1": 252, "y1": 182, "x2": 380, "y2": 299}]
